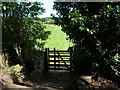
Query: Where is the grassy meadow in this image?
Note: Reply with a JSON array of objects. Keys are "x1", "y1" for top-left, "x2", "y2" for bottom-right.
[{"x1": 43, "y1": 24, "x2": 73, "y2": 50}]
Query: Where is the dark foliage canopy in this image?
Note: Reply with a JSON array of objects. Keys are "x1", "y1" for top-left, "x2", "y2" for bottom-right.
[{"x1": 53, "y1": 2, "x2": 120, "y2": 80}]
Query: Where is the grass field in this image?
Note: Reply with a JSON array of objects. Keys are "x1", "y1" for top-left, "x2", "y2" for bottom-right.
[{"x1": 43, "y1": 24, "x2": 73, "y2": 50}]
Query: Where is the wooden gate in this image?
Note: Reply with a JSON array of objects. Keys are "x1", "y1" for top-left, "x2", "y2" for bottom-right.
[{"x1": 44, "y1": 48, "x2": 73, "y2": 72}]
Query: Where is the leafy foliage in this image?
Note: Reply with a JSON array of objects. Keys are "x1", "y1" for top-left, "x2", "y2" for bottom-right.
[
  {"x1": 2, "y1": 2, "x2": 50, "y2": 73},
  {"x1": 53, "y1": 2, "x2": 120, "y2": 80}
]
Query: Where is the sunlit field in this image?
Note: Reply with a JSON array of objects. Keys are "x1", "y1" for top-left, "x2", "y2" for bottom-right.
[{"x1": 43, "y1": 24, "x2": 73, "y2": 50}]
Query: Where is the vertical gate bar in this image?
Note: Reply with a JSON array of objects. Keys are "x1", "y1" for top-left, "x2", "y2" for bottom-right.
[
  {"x1": 70, "y1": 47, "x2": 73, "y2": 72},
  {"x1": 54, "y1": 48, "x2": 56, "y2": 70},
  {"x1": 48, "y1": 48, "x2": 49, "y2": 70},
  {"x1": 44, "y1": 48, "x2": 49, "y2": 72},
  {"x1": 59, "y1": 52, "x2": 60, "y2": 70}
]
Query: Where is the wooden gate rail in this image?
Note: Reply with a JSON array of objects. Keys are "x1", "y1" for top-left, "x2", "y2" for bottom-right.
[{"x1": 56, "y1": 51, "x2": 71, "y2": 71}]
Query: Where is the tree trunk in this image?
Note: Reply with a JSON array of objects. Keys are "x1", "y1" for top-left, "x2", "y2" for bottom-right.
[{"x1": 20, "y1": 41, "x2": 34, "y2": 74}]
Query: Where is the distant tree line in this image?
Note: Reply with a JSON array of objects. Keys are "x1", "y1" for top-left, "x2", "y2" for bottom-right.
[{"x1": 39, "y1": 17, "x2": 55, "y2": 24}]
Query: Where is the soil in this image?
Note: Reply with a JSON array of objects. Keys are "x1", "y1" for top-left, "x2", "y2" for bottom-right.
[
  {"x1": 27, "y1": 70, "x2": 120, "y2": 89},
  {"x1": 29, "y1": 70, "x2": 72, "y2": 89},
  {"x1": 1, "y1": 69, "x2": 120, "y2": 89}
]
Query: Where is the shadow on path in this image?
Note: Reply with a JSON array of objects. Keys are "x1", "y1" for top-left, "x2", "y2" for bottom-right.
[{"x1": 35, "y1": 70, "x2": 73, "y2": 89}]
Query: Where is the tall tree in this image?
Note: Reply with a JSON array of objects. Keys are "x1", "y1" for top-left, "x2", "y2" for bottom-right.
[
  {"x1": 2, "y1": 2, "x2": 50, "y2": 73},
  {"x1": 53, "y1": 2, "x2": 120, "y2": 79}
]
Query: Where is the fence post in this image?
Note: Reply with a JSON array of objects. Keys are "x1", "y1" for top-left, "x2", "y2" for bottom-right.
[
  {"x1": 54, "y1": 48, "x2": 56, "y2": 69},
  {"x1": 44, "y1": 48, "x2": 49, "y2": 72},
  {"x1": 70, "y1": 47, "x2": 73, "y2": 72}
]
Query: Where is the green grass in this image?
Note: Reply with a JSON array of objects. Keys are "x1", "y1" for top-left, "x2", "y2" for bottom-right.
[{"x1": 43, "y1": 24, "x2": 73, "y2": 50}]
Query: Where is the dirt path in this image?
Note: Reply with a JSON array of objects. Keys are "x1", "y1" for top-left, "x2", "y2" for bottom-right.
[
  {"x1": 0, "y1": 67, "x2": 73, "y2": 89},
  {"x1": 1, "y1": 68, "x2": 119, "y2": 89},
  {"x1": 34, "y1": 70, "x2": 73, "y2": 89},
  {"x1": 33, "y1": 70, "x2": 119, "y2": 89}
]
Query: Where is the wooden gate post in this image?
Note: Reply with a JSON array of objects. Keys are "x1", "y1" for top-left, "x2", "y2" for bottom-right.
[
  {"x1": 70, "y1": 47, "x2": 73, "y2": 72},
  {"x1": 44, "y1": 48, "x2": 49, "y2": 72},
  {"x1": 54, "y1": 48, "x2": 56, "y2": 69}
]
